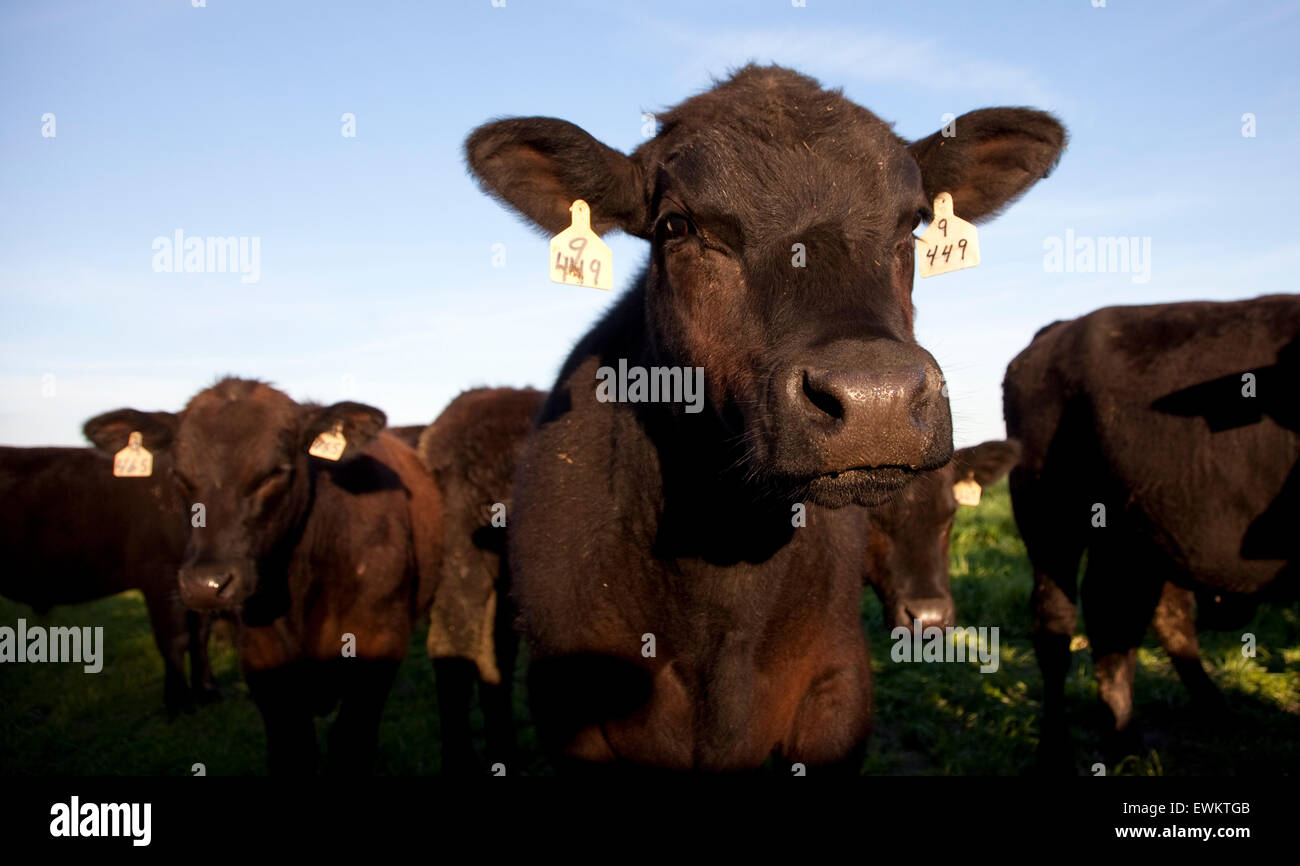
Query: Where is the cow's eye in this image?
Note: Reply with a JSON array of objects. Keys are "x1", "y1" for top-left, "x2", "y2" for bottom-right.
[
  {"x1": 171, "y1": 468, "x2": 195, "y2": 493},
  {"x1": 912, "y1": 210, "x2": 925, "y2": 231},
  {"x1": 658, "y1": 213, "x2": 696, "y2": 241}
]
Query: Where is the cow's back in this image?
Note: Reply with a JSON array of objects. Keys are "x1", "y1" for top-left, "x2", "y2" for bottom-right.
[
  {"x1": 0, "y1": 446, "x2": 185, "y2": 610},
  {"x1": 1006, "y1": 294, "x2": 1300, "y2": 595}
]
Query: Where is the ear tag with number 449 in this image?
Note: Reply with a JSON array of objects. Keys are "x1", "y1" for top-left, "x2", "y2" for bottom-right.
[
  {"x1": 917, "y1": 192, "x2": 980, "y2": 278},
  {"x1": 549, "y1": 199, "x2": 613, "y2": 290},
  {"x1": 113, "y1": 431, "x2": 153, "y2": 478},
  {"x1": 308, "y1": 424, "x2": 346, "y2": 461}
]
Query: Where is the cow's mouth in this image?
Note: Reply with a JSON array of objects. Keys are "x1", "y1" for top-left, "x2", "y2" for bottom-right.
[{"x1": 803, "y1": 465, "x2": 919, "y2": 508}]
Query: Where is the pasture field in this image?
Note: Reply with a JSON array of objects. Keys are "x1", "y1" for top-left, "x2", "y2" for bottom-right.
[{"x1": 2, "y1": 481, "x2": 1296, "y2": 776}]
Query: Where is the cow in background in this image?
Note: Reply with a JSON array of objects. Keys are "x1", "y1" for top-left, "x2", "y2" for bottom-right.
[
  {"x1": 417, "y1": 386, "x2": 543, "y2": 774},
  {"x1": 85, "y1": 379, "x2": 443, "y2": 774},
  {"x1": 0, "y1": 433, "x2": 216, "y2": 717},
  {"x1": 1004, "y1": 295, "x2": 1300, "y2": 769}
]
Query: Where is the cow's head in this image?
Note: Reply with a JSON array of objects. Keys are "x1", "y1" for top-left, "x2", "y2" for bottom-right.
[
  {"x1": 85, "y1": 379, "x2": 386, "y2": 614},
  {"x1": 866, "y1": 439, "x2": 1021, "y2": 632},
  {"x1": 465, "y1": 65, "x2": 1063, "y2": 507}
]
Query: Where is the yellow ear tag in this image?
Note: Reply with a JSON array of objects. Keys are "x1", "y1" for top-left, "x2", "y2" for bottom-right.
[
  {"x1": 953, "y1": 478, "x2": 982, "y2": 507},
  {"x1": 308, "y1": 423, "x2": 346, "y2": 461},
  {"x1": 113, "y1": 431, "x2": 153, "y2": 478},
  {"x1": 549, "y1": 199, "x2": 613, "y2": 290},
  {"x1": 917, "y1": 192, "x2": 980, "y2": 278}
]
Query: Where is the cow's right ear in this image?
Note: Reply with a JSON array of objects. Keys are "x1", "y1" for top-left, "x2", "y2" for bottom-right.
[
  {"x1": 83, "y1": 409, "x2": 178, "y2": 454},
  {"x1": 465, "y1": 117, "x2": 648, "y2": 238},
  {"x1": 301, "y1": 401, "x2": 387, "y2": 462}
]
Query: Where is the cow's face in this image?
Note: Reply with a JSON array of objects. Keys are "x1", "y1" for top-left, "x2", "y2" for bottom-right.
[
  {"x1": 85, "y1": 380, "x2": 386, "y2": 614},
  {"x1": 465, "y1": 65, "x2": 1063, "y2": 507},
  {"x1": 867, "y1": 439, "x2": 1021, "y2": 632}
]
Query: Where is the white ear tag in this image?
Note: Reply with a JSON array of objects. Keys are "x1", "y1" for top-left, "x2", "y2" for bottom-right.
[
  {"x1": 917, "y1": 192, "x2": 980, "y2": 278},
  {"x1": 309, "y1": 423, "x2": 347, "y2": 461},
  {"x1": 112, "y1": 431, "x2": 153, "y2": 478},
  {"x1": 953, "y1": 478, "x2": 982, "y2": 507},
  {"x1": 549, "y1": 199, "x2": 613, "y2": 290}
]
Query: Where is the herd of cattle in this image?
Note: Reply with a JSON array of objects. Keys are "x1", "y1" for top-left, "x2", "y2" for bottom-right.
[{"x1": 2, "y1": 66, "x2": 1295, "y2": 774}]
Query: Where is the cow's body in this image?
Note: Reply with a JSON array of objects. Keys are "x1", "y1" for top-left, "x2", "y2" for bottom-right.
[
  {"x1": 417, "y1": 386, "x2": 543, "y2": 772},
  {"x1": 515, "y1": 333, "x2": 873, "y2": 769},
  {"x1": 0, "y1": 445, "x2": 215, "y2": 716},
  {"x1": 1004, "y1": 294, "x2": 1300, "y2": 765},
  {"x1": 85, "y1": 381, "x2": 443, "y2": 774},
  {"x1": 469, "y1": 65, "x2": 1064, "y2": 772}
]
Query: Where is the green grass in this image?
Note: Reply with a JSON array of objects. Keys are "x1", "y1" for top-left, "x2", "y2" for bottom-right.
[{"x1": 2, "y1": 479, "x2": 1296, "y2": 775}]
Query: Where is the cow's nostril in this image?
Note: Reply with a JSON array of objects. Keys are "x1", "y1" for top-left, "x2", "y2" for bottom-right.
[{"x1": 802, "y1": 370, "x2": 846, "y2": 421}]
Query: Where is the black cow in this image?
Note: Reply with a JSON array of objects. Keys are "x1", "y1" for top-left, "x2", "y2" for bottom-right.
[
  {"x1": 467, "y1": 64, "x2": 1065, "y2": 771},
  {"x1": 866, "y1": 440, "x2": 1021, "y2": 633},
  {"x1": 1004, "y1": 294, "x2": 1300, "y2": 768},
  {"x1": 0, "y1": 439, "x2": 216, "y2": 716},
  {"x1": 85, "y1": 379, "x2": 444, "y2": 774},
  {"x1": 417, "y1": 386, "x2": 544, "y2": 774}
]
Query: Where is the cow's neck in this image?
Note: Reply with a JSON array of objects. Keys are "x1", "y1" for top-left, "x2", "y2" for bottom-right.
[{"x1": 591, "y1": 281, "x2": 802, "y2": 565}]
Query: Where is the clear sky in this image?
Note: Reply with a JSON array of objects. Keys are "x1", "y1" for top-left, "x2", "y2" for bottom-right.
[{"x1": 2, "y1": 0, "x2": 1296, "y2": 447}]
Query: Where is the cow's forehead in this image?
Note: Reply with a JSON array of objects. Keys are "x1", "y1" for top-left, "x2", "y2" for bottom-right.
[
  {"x1": 639, "y1": 69, "x2": 922, "y2": 232},
  {"x1": 177, "y1": 381, "x2": 299, "y2": 468}
]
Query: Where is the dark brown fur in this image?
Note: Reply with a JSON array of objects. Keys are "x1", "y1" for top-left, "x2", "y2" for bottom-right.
[
  {"x1": 85, "y1": 379, "x2": 444, "y2": 774},
  {"x1": 417, "y1": 386, "x2": 544, "y2": 773},
  {"x1": 866, "y1": 440, "x2": 1021, "y2": 632},
  {"x1": 0, "y1": 442, "x2": 216, "y2": 716},
  {"x1": 467, "y1": 66, "x2": 1064, "y2": 772},
  {"x1": 1004, "y1": 294, "x2": 1300, "y2": 770}
]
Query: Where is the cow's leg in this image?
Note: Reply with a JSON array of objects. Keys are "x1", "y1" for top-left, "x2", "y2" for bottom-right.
[
  {"x1": 326, "y1": 658, "x2": 400, "y2": 776},
  {"x1": 188, "y1": 611, "x2": 220, "y2": 705},
  {"x1": 1082, "y1": 553, "x2": 1163, "y2": 763},
  {"x1": 1013, "y1": 471, "x2": 1086, "y2": 772},
  {"x1": 784, "y1": 652, "x2": 872, "y2": 777},
  {"x1": 1026, "y1": 551, "x2": 1083, "y2": 771},
  {"x1": 481, "y1": 589, "x2": 520, "y2": 771},
  {"x1": 143, "y1": 587, "x2": 194, "y2": 719},
  {"x1": 434, "y1": 657, "x2": 479, "y2": 774},
  {"x1": 1149, "y1": 582, "x2": 1222, "y2": 709},
  {"x1": 246, "y1": 663, "x2": 319, "y2": 775}
]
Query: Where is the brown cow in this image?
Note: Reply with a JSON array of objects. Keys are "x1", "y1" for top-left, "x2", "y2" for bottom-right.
[
  {"x1": 85, "y1": 378, "x2": 443, "y2": 774},
  {"x1": 467, "y1": 65, "x2": 1065, "y2": 772},
  {"x1": 866, "y1": 440, "x2": 1021, "y2": 634}
]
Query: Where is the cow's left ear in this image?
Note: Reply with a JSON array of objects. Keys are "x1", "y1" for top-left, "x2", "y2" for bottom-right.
[
  {"x1": 908, "y1": 109, "x2": 1066, "y2": 222},
  {"x1": 952, "y1": 439, "x2": 1022, "y2": 488},
  {"x1": 301, "y1": 401, "x2": 387, "y2": 461},
  {"x1": 84, "y1": 409, "x2": 179, "y2": 454}
]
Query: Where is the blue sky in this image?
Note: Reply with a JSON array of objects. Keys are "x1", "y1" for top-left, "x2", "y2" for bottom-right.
[{"x1": 2, "y1": 0, "x2": 1296, "y2": 447}]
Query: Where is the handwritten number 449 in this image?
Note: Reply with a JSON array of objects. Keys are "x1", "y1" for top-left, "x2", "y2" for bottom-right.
[
  {"x1": 923, "y1": 219, "x2": 968, "y2": 267},
  {"x1": 554, "y1": 237, "x2": 603, "y2": 286}
]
